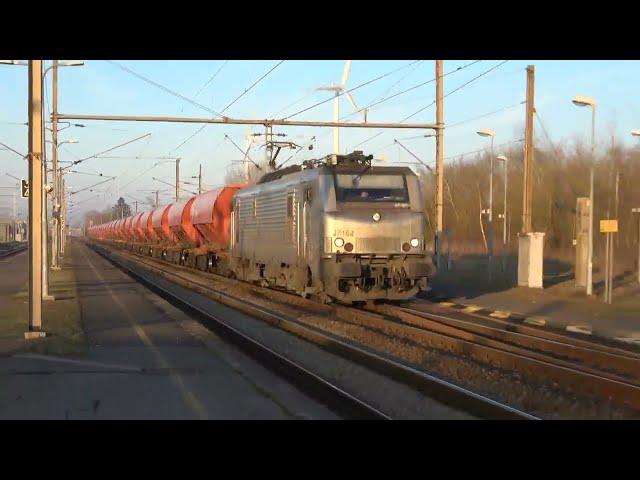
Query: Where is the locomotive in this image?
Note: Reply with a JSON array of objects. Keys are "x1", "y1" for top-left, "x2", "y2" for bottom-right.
[{"x1": 87, "y1": 151, "x2": 434, "y2": 304}]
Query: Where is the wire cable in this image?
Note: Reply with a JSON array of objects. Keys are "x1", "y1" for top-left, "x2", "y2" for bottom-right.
[
  {"x1": 106, "y1": 60, "x2": 223, "y2": 118},
  {"x1": 194, "y1": 60, "x2": 229, "y2": 99},
  {"x1": 344, "y1": 60, "x2": 482, "y2": 121},
  {"x1": 220, "y1": 60, "x2": 285, "y2": 113},
  {"x1": 312, "y1": 60, "x2": 483, "y2": 149},
  {"x1": 63, "y1": 133, "x2": 152, "y2": 170},
  {"x1": 353, "y1": 61, "x2": 509, "y2": 149},
  {"x1": 0, "y1": 141, "x2": 26, "y2": 158},
  {"x1": 174, "y1": 61, "x2": 285, "y2": 152},
  {"x1": 283, "y1": 60, "x2": 421, "y2": 120}
]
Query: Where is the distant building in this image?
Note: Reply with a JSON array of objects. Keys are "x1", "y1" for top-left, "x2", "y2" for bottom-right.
[{"x1": 0, "y1": 220, "x2": 26, "y2": 242}]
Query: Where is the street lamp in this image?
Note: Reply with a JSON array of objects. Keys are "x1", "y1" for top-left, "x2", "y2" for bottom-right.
[
  {"x1": 496, "y1": 155, "x2": 509, "y2": 248},
  {"x1": 47, "y1": 139, "x2": 79, "y2": 147},
  {"x1": 572, "y1": 95, "x2": 596, "y2": 296},
  {"x1": 477, "y1": 128, "x2": 495, "y2": 264}
]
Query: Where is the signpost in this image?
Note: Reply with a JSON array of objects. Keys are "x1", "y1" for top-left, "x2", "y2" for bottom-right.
[{"x1": 600, "y1": 219, "x2": 617, "y2": 304}]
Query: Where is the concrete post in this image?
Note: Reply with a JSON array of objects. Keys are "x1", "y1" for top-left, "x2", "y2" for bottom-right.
[{"x1": 27, "y1": 60, "x2": 44, "y2": 334}]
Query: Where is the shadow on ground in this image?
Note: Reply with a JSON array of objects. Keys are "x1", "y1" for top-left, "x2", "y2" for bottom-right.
[{"x1": 424, "y1": 253, "x2": 574, "y2": 301}]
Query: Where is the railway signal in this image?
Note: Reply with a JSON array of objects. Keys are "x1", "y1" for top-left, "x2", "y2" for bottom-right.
[{"x1": 21, "y1": 179, "x2": 29, "y2": 198}]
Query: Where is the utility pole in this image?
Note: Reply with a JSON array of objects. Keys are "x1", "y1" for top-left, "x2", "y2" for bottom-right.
[
  {"x1": 517, "y1": 65, "x2": 544, "y2": 289},
  {"x1": 198, "y1": 164, "x2": 202, "y2": 195},
  {"x1": 435, "y1": 60, "x2": 444, "y2": 271},
  {"x1": 51, "y1": 60, "x2": 60, "y2": 270},
  {"x1": 522, "y1": 65, "x2": 535, "y2": 233},
  {"x1": 61, "y1": 175, "x2": 67, "y2": 254},
  {"x1": 26, "y1": 60, "x2": 44, "y2": 336},
  {"x1": 135, "y1": 201, "x2": 138, "y2": 213},
  {"x1": 41, "y1": 66, "x2": 52, "y2": 301},
  {"x1": 488, "y1": 135, "x2": 495, "y2": 265},
  {"x1": 587, "y1": 107, "x2": 595, "y2": 296},
  {"x1": 12, "y1": 190, "x2": 16, "y2": 241},
  {"x1": 155, "y1": 191, "x2": 159, "y2": 208},
  {"x1": 615, "y1": 170, "x2": 619, "y2": 247},
  {"x1": 175, "y1": 158, "x2": 180, "y2": 202}
]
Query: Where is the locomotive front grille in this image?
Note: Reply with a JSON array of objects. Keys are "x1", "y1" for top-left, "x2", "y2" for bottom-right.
[
  {"x1": 356, "y1": 237, "x2": 399, "y2": 252},
  {"x1": 325, "y1": 236, "x2": 403, "y2": 253}
]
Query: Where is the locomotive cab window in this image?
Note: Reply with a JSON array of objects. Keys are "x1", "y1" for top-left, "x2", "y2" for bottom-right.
[{"x1": 334, "y1": 173, "x2": 409, "y2": 203}]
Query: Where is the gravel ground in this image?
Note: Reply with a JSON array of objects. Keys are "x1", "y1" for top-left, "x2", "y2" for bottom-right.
[{"x1": 110, "y1": 245, "x2": 640, "y2": 419}]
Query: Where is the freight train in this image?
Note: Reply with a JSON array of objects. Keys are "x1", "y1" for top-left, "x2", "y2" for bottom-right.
[{"x1": 87, "y1": 151, "x2": 434, "y2": 304}]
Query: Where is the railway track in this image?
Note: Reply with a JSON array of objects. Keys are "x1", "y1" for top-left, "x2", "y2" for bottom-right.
[
  {"x1": 372, "y1": 303, "x2": 640, "y2": 412},
  {"x1": 89, "y1": 241, "x2": 534, "y2": 420},
  {"x1": 0, "y1": 243, "x2": 27, "y2": 259}
]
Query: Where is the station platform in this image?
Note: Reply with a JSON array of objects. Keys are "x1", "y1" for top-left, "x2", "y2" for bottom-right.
[
  {"x1": 424, "y1": 255, "x2": 640, "y2": 347},
  {"x1": 0, "y1": 240, "x2": 336, "y2": 419}
]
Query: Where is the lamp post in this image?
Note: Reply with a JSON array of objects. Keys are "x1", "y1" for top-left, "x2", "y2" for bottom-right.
[
  {"x1": 45, "y1": 138, "x2": 78, "y2": 270},
  {"x1": 572, "y1": 95, "x2": 596, "y2": 296},
  {"x1": 497, "y1": 155, "x2": 509, "y2": 245},
  {"x1": 50, "y1": 61, "x2": 83, "y2": 269},
  {"x1": 497, "y1": 155, "x2": 509, "y2": 272},
  {"x1": 477, "y1": 128, "x2": 495, "y2": 269},
  {"x1": 631, "y1": 131, "x2": 640, "y2": 284},
  {"x1": 1, "y1": 60, "x2": 83, "y2": 292}
]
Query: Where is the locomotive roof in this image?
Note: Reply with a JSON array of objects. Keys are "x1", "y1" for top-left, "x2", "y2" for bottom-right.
[
  {"x1": 257, "y1": 162, "x2": 416, "y2": 185},
  {"x1": 257, "y1": 150, "x2": 416, "y2": 185}
]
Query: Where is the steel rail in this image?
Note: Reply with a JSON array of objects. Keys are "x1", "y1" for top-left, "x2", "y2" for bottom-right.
[
  {"x1": 0, "y1": 244, "x2": 28, "y2": 259},
  {"x1": 394, "y1": 304, "x2": 640, "y2": 381},
  {"x1": 370, "y1": 305, "x2": 640, "y2": 411},
  {"x1": 87, "y1": 241, "x2": 388, "y2": 420},
  {"x1": 90, "y1": 240, "x2": 534, "y2": 420},
  {"x1": 409, "y1": 299, "x2": 640, "y2": 359}
]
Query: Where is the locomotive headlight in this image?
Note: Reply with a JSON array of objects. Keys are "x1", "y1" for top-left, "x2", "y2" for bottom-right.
[
  {"x1": 334, "y1": 237, "x2": 345, "y2": 248},
  {"x1": 372, "y1": 212, "x2": 381, "y2": 222},
  {"x1": 410, "y1": 238, "x2": 420, "y2": 248}
]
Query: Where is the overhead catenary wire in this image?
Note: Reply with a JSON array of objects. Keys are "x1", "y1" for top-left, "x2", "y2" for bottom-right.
[
  {"x1": 403, "y1": 60, "x2": 510, "y2": 122},
  {"x1": 312, "y1": 60, "x2": 484, "y2": 149},
  {"x1": 342, "y1": 60, "x2": 482, "y2": 122},
  {"x1": 0, "y1": 141, "x2": 27, "y2": 158},
  {"x1": 385, "y1": 100, "x2": 526, "y2": 146},
  {"x1": 118, "y1": 160, "x2": 173, "y2": 193},
  {"x1": 106, "y1": 60, "x2": 223, "y2": 118},
  {"x1": 62, "y1": 133, "x2": 152, "y2": 170},
  {"x1": 193, "y1": 60, "x2": 229, "y2": 99},
  {"x1": 70, "y1": 177, "x2": 115, "y2": 195},
  {"x1": 353, "y1": 60, "x2": 510, "y2": 149},
  {"x1": 276, "y1": 135, "x2": 317, "y2": 170},
  {"x1": 224, "y1": 134, "x2": 261, "y2": 170},
  {"x1": 445, "y1": 138, "x2": 524, "y2": 161},
  {"x1": 369, "y1": 61, "x2": 426, "y2": 105},
  {"x1": 172, "y1": 61, "x2": 285, "y2": 152},
  {"x1": 283, "y1": 60, "x2": 422, "y2": 120},
  {"x1": 221, "y1": 61, "x2": 285, "y2": 113}
]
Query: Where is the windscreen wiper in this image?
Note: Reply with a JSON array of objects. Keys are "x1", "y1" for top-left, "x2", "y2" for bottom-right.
[{"x1": 352, "y1": 164, "x2": 372, "y2": 186}]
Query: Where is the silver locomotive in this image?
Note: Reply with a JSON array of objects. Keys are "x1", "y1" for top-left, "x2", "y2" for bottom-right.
[{"x1": 230, "y1": 151, "x2": 433, "y2": 303}]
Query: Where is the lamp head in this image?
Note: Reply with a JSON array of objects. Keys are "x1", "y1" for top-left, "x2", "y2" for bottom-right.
[
  {"x1": 476, "y1": 128, "x2": 495, "y2": 138},
  {"x1": 572, "y1": 95, "x2": 596, "y2": 108}
]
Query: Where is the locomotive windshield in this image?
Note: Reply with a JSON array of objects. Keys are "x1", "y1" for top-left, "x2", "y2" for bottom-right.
[{"x1": 334, "y1": 173, "x2": 409, "y2": 203}]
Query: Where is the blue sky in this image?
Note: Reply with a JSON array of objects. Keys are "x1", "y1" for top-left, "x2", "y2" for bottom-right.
[{"x1": 1, "y1": 60, "x2": 639, "y2": 225}]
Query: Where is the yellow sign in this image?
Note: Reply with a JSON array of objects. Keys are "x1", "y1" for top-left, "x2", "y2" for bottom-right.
[{"x1": 600, "y1": 220, "x2": 618, "y2": 233}]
